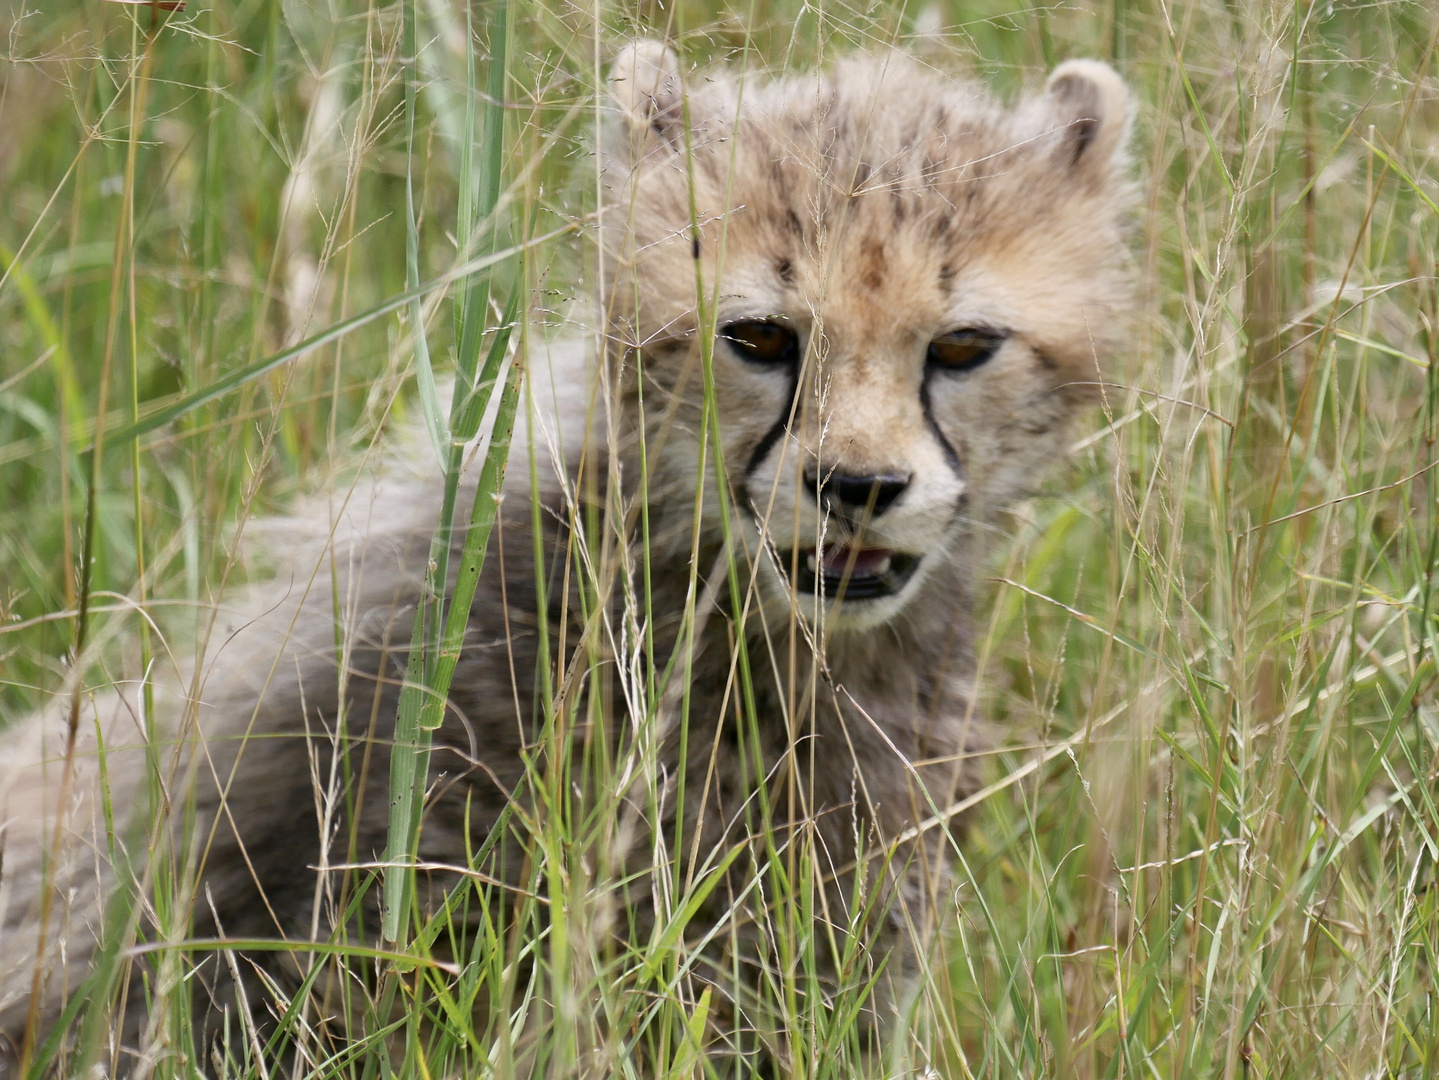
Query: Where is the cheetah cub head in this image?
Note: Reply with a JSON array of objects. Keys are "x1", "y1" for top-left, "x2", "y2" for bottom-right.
[{"x1": 602, "y1": 42, "x2": 1133, "y2": 631}]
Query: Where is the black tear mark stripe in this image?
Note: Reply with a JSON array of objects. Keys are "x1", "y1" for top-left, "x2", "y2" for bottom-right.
[
  {"x1": 746, "y1": 370, "x2": 960, "y2": 486},
  {"x1": 743, "y1": 364, "x2": 801, "y2": 480},
  {"x1": 919, "y1": 374, "x2": 964, "y2": 482}
]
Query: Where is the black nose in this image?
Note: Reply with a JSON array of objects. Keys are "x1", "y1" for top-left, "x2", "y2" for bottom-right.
[{"x1": 804, "y1": 470, "x2": 910, "y2": 518}]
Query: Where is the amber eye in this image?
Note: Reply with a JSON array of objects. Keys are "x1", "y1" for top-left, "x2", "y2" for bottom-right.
[
  {"x1": 721, "y1": 320, "x2": 799, "y2": 364},
  {"x1": 927, "y1": 329, "x2": 1006, "y2": 372}
]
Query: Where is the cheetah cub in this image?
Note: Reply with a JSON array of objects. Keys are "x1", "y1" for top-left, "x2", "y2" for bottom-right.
[{"x1": 0, "y1": 41, "x2": 1132, "y2": 1077}]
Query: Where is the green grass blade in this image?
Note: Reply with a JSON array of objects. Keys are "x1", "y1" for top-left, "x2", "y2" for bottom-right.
[
  {"x1": 419, "y1": 329, "x2": 525, "y2": 732},
  {"x1": 403, "y1": 0, "x2": 446, "y2": 466},
  {"x1": 95, "y1": 230, "x2": 567, "y2": 452}
]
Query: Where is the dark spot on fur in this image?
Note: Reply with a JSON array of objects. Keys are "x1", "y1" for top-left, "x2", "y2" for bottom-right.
[
  {"x1": 786, "y1": 209, "x2": 804, "y2": 241},
  {"x1": 775, "y1": 257, "x2": 795, "y2": 285},
  {"x1": 922, "y1": 152, "x2": 942, "y2": 188},
  {"x1": 851, "y1": 160, "x2": 871, "y2": 194},
  {"x1": 648, "y1": 336, "x2": 690, "y2": 358},
  {"x1": 860, "y1": 238, "x2": 885, "y2": 292},
  {"x1": 1035, "y1": 350, "x2": 1059, "y2": 371},
  {"x1": 891, "y1": 189, "x2": 907, "y2": 225},
  {"x1": 938, "y1": 262, "x2": 955, "y2": 291}
]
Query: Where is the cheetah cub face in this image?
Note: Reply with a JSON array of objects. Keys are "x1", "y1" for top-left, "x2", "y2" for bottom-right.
[{"x1": 605, "y1": 44, "x2": 1133, "y2": 630}]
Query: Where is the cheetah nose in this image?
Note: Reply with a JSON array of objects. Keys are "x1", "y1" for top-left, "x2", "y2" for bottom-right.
[{"x1": 804, "y1": 470, "x2": 911, "y2": 518}]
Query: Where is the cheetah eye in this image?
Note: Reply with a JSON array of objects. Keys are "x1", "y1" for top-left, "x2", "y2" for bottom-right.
[
  {"x1": 927, "y1": 329, "x2": 1006, "y2": 372},
  {"x1": 721, "y1": 320, "x2": 799, "y2": 364}
]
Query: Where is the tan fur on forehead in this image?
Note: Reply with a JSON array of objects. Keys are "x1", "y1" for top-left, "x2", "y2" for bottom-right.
[{"x1": 603, "y1": 46, "x2": 1133, "y2": 375}]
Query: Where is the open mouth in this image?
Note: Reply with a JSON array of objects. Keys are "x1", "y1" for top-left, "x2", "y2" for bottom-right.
[{"x1": 790, "y1": 545, "x2": 921, "y2": 601}]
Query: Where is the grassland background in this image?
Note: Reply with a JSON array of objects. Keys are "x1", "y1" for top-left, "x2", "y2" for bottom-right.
[{"x1": 1, "y1": 0, "x2": 1438, "y2": 1076}]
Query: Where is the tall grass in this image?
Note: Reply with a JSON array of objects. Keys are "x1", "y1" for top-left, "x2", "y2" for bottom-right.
[{"x1": 1, "y1": 0, "x2": 1437, "y2": 1076}]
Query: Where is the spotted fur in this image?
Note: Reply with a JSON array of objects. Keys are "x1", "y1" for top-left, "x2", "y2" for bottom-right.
[{"x1": 0, "y1": 43, "x2": 1133, "y2": 1076}]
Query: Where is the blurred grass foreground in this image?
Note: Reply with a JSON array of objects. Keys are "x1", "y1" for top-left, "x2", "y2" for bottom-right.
[{"x1": 2, "y1": 0, "x2": 1439, "y2": 1077}]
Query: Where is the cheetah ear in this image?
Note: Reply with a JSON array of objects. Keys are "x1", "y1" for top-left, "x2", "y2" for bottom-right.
[
  {"x1": 608, "y1": 40, "x2": 686, "y2": 161},
  {"x1": 1043, "y1": 59, "x2": 1130, "y2": 176}
]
